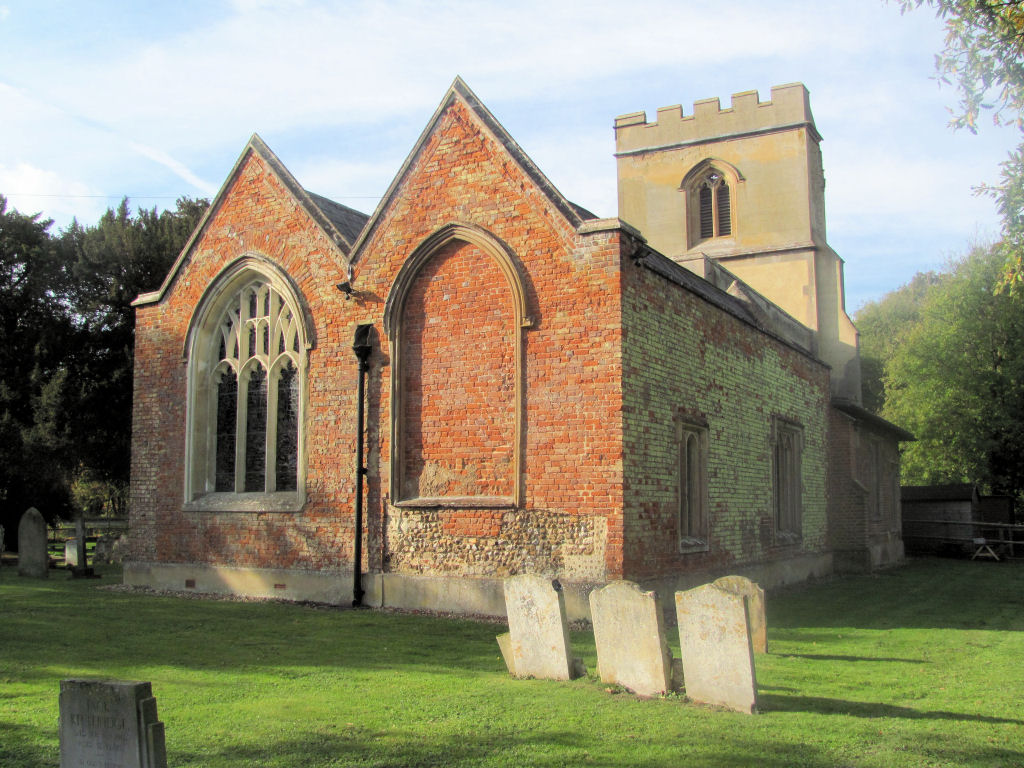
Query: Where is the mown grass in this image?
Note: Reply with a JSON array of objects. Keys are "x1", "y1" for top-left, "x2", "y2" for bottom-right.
[{"x1": 2, "y1": 558, "x2": 1023, "y2": 767}]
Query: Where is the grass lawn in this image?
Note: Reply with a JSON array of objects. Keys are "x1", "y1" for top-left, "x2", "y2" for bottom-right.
[{"x1": 2, "y1": 559, "x2": 1023, "y2": 767}]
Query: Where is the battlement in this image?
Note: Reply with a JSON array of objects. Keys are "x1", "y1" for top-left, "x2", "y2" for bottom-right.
[{"x1": 614, "y1": 83, "x2": 818, "y2": 155}]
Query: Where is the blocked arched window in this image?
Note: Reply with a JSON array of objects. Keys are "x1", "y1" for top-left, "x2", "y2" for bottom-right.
[
  {"x1": 384, "y1": 224, "x2": 530, "y2": 508},
  {"x1": 676, "y1": 417, "x2": 709, "y2": 552},
  {"x1": 185, "y1": 259, "x2": 309, "y2": 511}
]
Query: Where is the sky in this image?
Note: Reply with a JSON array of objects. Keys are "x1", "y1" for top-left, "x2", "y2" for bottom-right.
[{"x1": 1, "y1": 0, "x2": 1018, "y2": 311}]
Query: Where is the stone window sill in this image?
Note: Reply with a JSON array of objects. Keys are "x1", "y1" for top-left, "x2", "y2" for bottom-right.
[
  {"x1": 393, "y1": 496, "x2": 515, "y2": 510},
  {"x1": 679, "y1": 538, "x2": 710, "y2": 554},
  {"x1": 184, "y1": 491, "x2": 305, "y2": 513},
  {"x1": 774, "y1": 531, "x2": 802, "y2": 547}
]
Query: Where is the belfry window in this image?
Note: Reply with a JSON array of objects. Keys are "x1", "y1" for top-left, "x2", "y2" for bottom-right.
[
  {"x1": 698, "y1": 171, "x2": 731, "y2": 240},
  {"x1": 186, "y1": 265, "x2": 308, "y2": 510}
]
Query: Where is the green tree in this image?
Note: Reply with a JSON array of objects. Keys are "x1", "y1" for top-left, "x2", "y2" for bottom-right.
[
  {"x1": 900, "y1": 0, "x2": 1024, "y2": 292},
  {"x1": 58, "y1": 197, "x2": 208, "y2": 514},
  {"x1": 870, "y1": 244, "x2": 1024, "y2": 496},
  {"x1": 855, "y1": 270, "x2": 943, "y2": 412},
  {"x1": 0, "y1": 196, "x2": 77, "y2": 544}
]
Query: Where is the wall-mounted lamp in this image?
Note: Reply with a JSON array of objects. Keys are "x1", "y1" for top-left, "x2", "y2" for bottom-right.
[{"x1": 337, "y1": 265, "x2": 356, "y2": 300}]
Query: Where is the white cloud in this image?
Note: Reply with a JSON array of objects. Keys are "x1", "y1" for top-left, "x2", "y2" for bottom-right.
[
  {"x1": 0, "y1": 162, "x2": 105, "y2": 226},
  {"x1": 0, "y1": 0, "x2": 1014, "y2": 303}
]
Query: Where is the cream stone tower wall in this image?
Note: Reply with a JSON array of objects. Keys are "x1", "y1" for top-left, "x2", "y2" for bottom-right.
[{"x1": 614, "y1": 84, "x2": 861, "y2": 402}]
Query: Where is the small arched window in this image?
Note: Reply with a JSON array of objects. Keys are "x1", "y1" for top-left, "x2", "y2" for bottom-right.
[{"x1": 185, "y1": 262, "x2": 308, "y2": 510}]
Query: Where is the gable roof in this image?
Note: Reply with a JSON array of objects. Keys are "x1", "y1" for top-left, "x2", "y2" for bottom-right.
[
  {"x1": 133, "y1": 134, "x2": 368, "y2": 307},
  {"x1": 348, "y1": 76, "x2": 596, "y2": 263}
]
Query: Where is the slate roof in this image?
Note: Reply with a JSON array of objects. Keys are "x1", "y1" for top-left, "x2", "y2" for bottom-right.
[{"x1": 305, "y1": 191, "x2": 369, "y2": 245}]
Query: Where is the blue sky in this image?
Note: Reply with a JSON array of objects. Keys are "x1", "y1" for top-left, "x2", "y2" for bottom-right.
[{"x1": 1, "y1": 0, "x2": 1018, "y2": 311}]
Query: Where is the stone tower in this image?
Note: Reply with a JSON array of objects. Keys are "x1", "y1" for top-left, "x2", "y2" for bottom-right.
[{"x1": 614, "y1": 83, "x2": 861, "y2": 402}]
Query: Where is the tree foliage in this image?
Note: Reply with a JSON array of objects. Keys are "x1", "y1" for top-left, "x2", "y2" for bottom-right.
[
  {"x1": 0, "y1": 195, "x2": 207, "y2": 548},
  {"x1": 900, "y1": 0, "x2": 1024, "y2": 292},
  {"x1": 0, "y1": 197, "x2": 77, "y2": 535},
  {"x1": 857, "y1": 244, "x2": 1024, "y2": 497}
]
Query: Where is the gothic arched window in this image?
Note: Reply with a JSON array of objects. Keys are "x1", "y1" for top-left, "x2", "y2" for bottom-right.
[{"x1": 185, "y1": 263, "x2": 308, "y2": 510}]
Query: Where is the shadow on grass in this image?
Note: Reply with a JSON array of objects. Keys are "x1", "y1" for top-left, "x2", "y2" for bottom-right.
[
  {"x1": 770, "y1": 559, "x2": 1024, "y2": 631},
  {"x1": 775, "y1": 653, "x2": 925, "y2": 663},
  {"x1": 759, "y1": 693, "x2": 1024, "y2": 724},
  {"x1": 167, "y1": 727, "x2": 851, "y2": 768}
]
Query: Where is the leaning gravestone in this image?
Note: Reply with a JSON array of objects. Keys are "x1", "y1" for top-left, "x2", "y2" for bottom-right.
[
  {"x1": 713, "y1": 575, "x2": 767, "y2": 654},
  {"x1": 590, "y1": 580, "x2": 673, "y2": 696},
  {"x1": 59, "y1": 679, "x2": 167, "y2": 768},
  {"x1": 501, "y1": 574, "x2": 580, "y2": 681},
  {"x1": 18, "y1": 507, "x2": 48, "y2": 579},
  {"x1": 675, "y1": 583, "x2": 757, "y2": 713}
]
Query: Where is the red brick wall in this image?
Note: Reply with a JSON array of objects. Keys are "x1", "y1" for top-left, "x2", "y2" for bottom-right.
[
  {"x1": 398, "y1": 239, "x2": 516, "y2": 500},
  {"x1": 353, "y1": 101, "x2": 625, "y2": 581},
  {"x1": 130, "y1": 149, "x2": 357, "y2": 571},
  {"x1": 131, "y1": 97, "x2": 625, "y2": 584}
]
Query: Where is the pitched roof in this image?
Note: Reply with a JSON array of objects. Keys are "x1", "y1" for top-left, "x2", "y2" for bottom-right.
[
  {"x1": 831, "y1": 399, "x2": 916, "y2": 441},
  {"x1": 305, "y1": 191, "x2": 369, "y2": 245},
  {"x1": 348, "y1": 76, "x2": 596, "y2": 263},
  {"x1": 901, "y1": 484, "x2": 977, "y2": 502},
  {"x1": 133, "y1": 135, "x2": 363, "y2": 307}
]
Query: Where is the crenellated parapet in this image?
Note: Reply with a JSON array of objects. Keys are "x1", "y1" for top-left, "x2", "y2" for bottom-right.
[{"x1": 614, "y1": 83, "x2": 818, "y2": 155}]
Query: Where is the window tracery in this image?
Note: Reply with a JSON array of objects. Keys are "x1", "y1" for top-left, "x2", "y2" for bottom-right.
[{"x1": 185, "y1": 265, "x2": 308, "y2": 510}]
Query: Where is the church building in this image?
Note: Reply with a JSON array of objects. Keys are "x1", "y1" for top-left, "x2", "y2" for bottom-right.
[{"x1": 126, "y1": 78, "x2": 910, "y2": 616}]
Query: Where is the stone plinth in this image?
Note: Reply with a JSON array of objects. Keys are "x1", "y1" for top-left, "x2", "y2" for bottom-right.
[
  {"x1": 59, "y1": 679, "x2": 167, "y2": 768},
  {"x1": 18, "y1": 507, "x2": 48, "y2": 579},
  {"x1": 502, "y1": 574, "x2": 576, "y2": 680},
  {"x1": 590, "y1": 580, "x2": 672, "y2": 696},
  {"x1": 675, "y1": 583, "x2": 757, "y2": 713},
  {"x1": 713, "y1": 575, "x2": 767, "y2": 653}
]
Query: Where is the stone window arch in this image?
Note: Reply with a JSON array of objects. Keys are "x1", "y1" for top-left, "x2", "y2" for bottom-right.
[
  {"x1": 384, "y1": 224, "x2": 531, "y2": 508},
  {"x1": 184, "y1": 257, "x2": 310, "y2": 511},
  {"x1": 681, "y1": 159, "x2": 742, "y2": 248}
]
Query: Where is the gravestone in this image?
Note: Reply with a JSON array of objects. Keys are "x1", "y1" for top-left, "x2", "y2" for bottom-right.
[
  {"x1": 70, "y1": 516, "x2": 95, "y2": 578},
  {"x1": 675, "y1": 583, "x2": 757, "y2": 713},
  {"x1": 589, "y1": 580, "x2": 673, "y2": 696},
  {"x1": 59, "y1": 679, "x2": 167, "y2": 768},
  {"x1": 713, "y1": 575, "x2": 767, "y2": 653},
  {"x1": 18, "y1": 507, "x2": 48, "y2": 579},
  {"x1": 65, "y1": 538, "x2": 81, "y2": 568},
  {"x1": 93, "y1": 534, "x2": 125, "y2": 565},
  {"x1": 501, "y1": 574, "x2": 581, "y2": 680}
]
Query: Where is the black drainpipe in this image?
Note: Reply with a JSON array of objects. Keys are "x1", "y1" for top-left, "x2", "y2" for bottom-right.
[{"x1": 352, "y1": 324, "x2": 373, "y2": 607}]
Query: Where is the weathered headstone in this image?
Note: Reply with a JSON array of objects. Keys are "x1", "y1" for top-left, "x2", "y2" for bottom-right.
[
  {"x1": 589, "y1": 580, "x2": 673, "y2": 696},
  {"x1": 65, "y1": 538, "x2": 81, "y2": 568},
  {"x1": 501, "y1": 574, "x2": 580, "y2": 680},
  {"x1": 675, "y1": 583, "x2": 757, "y2": 713},
  {"x1": 18, "y1": 507, "x2": 48, "y2": 578},
  {"x1": 59, "y1": 679, "x2": 167, "y2": 768},
  {"x1": 93, "y1": 534, "x2": 125, "y2": 565},
  {"x1": 713, "y1": 575, "x2": 767, "y2": 654},
  {"x1": 70, "y1": 516, "x2": 95, "y2": 578}
]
